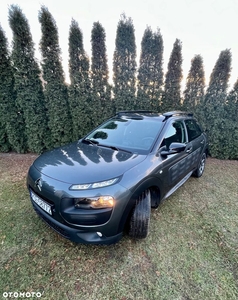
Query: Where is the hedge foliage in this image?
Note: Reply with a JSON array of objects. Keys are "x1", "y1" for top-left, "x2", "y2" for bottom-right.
[{"x1": 0, "y1": 6, "x2": 237, "y2": 159}]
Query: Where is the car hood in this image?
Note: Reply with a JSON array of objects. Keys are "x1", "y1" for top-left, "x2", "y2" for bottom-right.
[{"x1": 33, "y1": 141, "x2": 146, "y2": 184}]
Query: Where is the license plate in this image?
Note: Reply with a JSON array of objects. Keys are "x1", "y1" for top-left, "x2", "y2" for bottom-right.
[{"x1": 30, "y1": 190, "x2": 52, "y2": 215}]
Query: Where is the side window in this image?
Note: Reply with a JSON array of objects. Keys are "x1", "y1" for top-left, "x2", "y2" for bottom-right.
[
  {"x1": 184, "y1": 119, "x2": 202, "y2": 141},
  {"x1": 160, "y1": 121, "x2": 186, "y2": 149}
]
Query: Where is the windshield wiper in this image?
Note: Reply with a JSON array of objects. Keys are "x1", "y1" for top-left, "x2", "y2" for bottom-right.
[
  {"x1": 116, "y1": 147, "x2": 132, "y2": 154},
  {"x1": 98, "y1": 144, "x2": 132, "y2": 154},
  {"x1": 83, "y1": 138, "x2": 99, "y2": 146},
  {"x1": 83, "y1": 139, "x2": 132, "y2": 154}
]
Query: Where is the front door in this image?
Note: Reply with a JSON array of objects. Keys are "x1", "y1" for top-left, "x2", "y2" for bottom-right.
[{"x1": 156, "y1": 120, "x2": 189, "y2": 196}]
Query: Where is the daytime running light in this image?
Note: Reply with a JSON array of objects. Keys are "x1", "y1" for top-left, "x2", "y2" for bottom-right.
[{"x1": 70, "y1": 178, "x2": 118, "y2": 190}]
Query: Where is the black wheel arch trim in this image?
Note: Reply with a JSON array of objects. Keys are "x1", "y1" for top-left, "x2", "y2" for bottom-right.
[{"x1": 117, "y1": 176, "x2": 162, "y2": 233}]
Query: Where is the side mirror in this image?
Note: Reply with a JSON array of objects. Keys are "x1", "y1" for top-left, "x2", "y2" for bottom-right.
[{"x1": 161, "y1": 142, "x2": 186, "y2": 157}]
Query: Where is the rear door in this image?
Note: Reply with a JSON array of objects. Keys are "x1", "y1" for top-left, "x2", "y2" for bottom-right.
[{"x1": 184, "y1": 119, "x2": 205, "y2": 170}]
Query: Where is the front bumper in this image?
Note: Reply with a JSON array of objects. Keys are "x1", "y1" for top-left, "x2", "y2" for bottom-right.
[
  {"x1": 27, "y1": 165, "x2": 131, "y2": 244},
  {"x1": 31, "y1": 200, "x2": 122, "y2": 244}
]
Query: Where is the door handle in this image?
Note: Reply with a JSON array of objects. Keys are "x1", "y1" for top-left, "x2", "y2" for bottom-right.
[{"x1": 186, "y1": 147, "x2": 192, "y2": 153}]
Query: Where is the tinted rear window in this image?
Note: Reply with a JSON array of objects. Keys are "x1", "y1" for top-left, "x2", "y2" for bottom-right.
[{"x1": 184, "y1": 119, "x2": 202, "y2": 141}]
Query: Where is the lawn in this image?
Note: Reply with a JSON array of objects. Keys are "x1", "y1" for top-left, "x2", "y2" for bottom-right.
[{"x1": 0, "y1": 153, "x2": 237, "y2": 300}]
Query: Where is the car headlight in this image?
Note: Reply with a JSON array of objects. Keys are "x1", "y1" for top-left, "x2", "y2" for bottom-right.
[
  {"x1": 70, "y1": 178, "x2": 118, "y2": 190},
  {"x1": 74, "y1": 196, "x2": 114, "y2": 209}
]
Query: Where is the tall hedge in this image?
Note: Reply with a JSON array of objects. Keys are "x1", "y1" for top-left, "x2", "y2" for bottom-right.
[
  {"x1": 9, "y1": 5, "x2": 48, "y2": 153},
  {"x1": 0, "y1": 25, "x2": 26, "y2": 153},
  {"x1": 162, "y1": 39, "x2": 183, "y2": 111},
  {"x1": 0, "y1": 38, "x2": 10, "y2": 154},
  {"x1": 222, "y1": 79, "x2": 238, "y2": 159},
  {"x1": 183, "y1": 55, "x2": 205, "y2": 113},
  {"x1": 137, "y1": 27, "x2": 164, "y2": 110},
  {"x1": 68, "y1": 19, "x2": 91, "y2": 140},
  {"x1": 202, "y1": 49, "x2": 232, "y2": 158},
  {"x1": 91, "y1": 21, "x2": 112, "y2": 124},
  {"x1": 113, "y1": 14, "x2": 137, "y2": 111},
  {"x1": 39, "y1": 6, "x2": 72, "y2": 148}
]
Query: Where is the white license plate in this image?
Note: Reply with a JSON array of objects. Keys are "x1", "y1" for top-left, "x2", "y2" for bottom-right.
[{"x1": 30, "y1": 190, "x2": 52, "y2": 215}]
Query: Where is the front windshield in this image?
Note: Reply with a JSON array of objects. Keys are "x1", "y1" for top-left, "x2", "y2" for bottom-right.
[{"x1": 84, "y1": 117, "x2": 163, "y2": 154}]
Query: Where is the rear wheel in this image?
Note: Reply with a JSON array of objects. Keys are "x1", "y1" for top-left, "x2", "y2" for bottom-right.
[
  {"x1": 128, "y1": 190, "x2": 151, "y2": 239},
  {"x1": 193, "y1": 152, "x2": 206, "y2": 178}
]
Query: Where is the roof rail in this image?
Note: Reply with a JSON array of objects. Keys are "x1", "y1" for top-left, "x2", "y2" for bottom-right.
[
  {"x1": 163, "y1": 111, "x2": 193, "y2": 120},
  {"x1": 116, "y1": 110, "x2": 155, "y2": 116}
]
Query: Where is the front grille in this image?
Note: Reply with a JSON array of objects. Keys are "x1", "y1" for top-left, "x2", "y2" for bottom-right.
[{"x1": 33, "y1": 204, "x2": 70, "y2": 239}]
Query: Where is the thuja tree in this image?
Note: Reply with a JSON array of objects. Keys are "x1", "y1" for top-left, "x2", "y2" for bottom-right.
[
  {"x1": 0, "y1": 25, "x2": 12, "y2": 152},
  {"x1": 39, "y1": 6, "x2": 72, "y2": 148},
  {"x1": 113, "y1": 14, "x2": 137, "y2": 112},
  {"x1": 0, "y1": 116, "x2": 9, "y2": 152},
  {"x1": 0, "y1": 25, "x2": 26, "y2": 153},
  {"x1": 162, "y1": 39, "x2": 183, "y2": 111},
  {"x1": 222, "y1": 79, "x2": 238, "y2": 159},
  {"x1": 226, "y1": 79, "x2": 238, "y2": 124},
  {"x1": 91, "y1": 21, "x2": 112, "y2": 124},
  {"x1": 183, "y1": 55, "x2": 205, "y2": 114},
  {"x1": 137, "y1": 27, "x2": 164, "y2": 110},
  {"x1": 68, "y1": 19, "x2": 91, "y2": 140},
  {"x1": 202, "y1": 49, "x2": 232, "y2": 158},
  {"x1": 9, "y1": 5, "x2": 48, "y2": 153}
]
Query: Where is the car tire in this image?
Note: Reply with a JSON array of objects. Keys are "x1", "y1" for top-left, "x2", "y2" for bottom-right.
[
  {"x1": 128, "y1": 190, "x2": 151, "y2": 239},
  {"x1": 193, "y1": 152, "x2": 206, "y2": 178}
]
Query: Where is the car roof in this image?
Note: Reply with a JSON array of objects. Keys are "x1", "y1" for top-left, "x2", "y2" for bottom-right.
[{"x1": 115, "y1": 110, "x2": 193, "y2": 122}]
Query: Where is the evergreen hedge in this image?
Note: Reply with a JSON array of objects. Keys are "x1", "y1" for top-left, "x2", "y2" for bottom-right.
[
  {"x1": 0, "y1": 24, "x2": 26, "y2": 153},
  {"x1": 9, "y1": 5, "x2": 49, "y2": 153},
  {"x1": 113, "y1": 14, "x2": 137, "y2": 111},
  {"x1": 0, "y1": 7, "x2": 237, "y2": 159},
  {"x1": 137, "y1": 27, "x2": 164, "y2": 110},
  {"x1": 38, "y1": 6, "x2": 72, "y2": 148},
  {"x1": 68, "y1": 19, "x2": 91, "y2": 140}
]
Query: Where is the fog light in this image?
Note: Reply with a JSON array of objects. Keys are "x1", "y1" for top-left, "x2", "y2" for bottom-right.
[{"x1": 97, "y1": 232, "x2": 103, "y2": 237}]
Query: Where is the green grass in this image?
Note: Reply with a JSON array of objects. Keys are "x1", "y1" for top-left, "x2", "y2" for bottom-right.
[{"x1": 0, "y1": 154, "x2": 237, "y2": 300}]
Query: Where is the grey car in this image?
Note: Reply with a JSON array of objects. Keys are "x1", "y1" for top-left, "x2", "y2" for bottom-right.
[{"x1": 27, "y1": 111, "x2": 208, "y2": 244}]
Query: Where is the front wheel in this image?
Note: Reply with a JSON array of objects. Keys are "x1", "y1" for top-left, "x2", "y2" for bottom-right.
[
  {"x1": 193, "y1": 152, "x2": 206, "y2": 178},
  {"x1": 128, "y1": 190, "x2": 151, "y2": 239}
]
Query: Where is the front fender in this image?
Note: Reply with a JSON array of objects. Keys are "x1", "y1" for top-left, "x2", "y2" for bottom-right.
[{"x1": 117, "y1": 176, "x2": 163, "y2": 232}]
